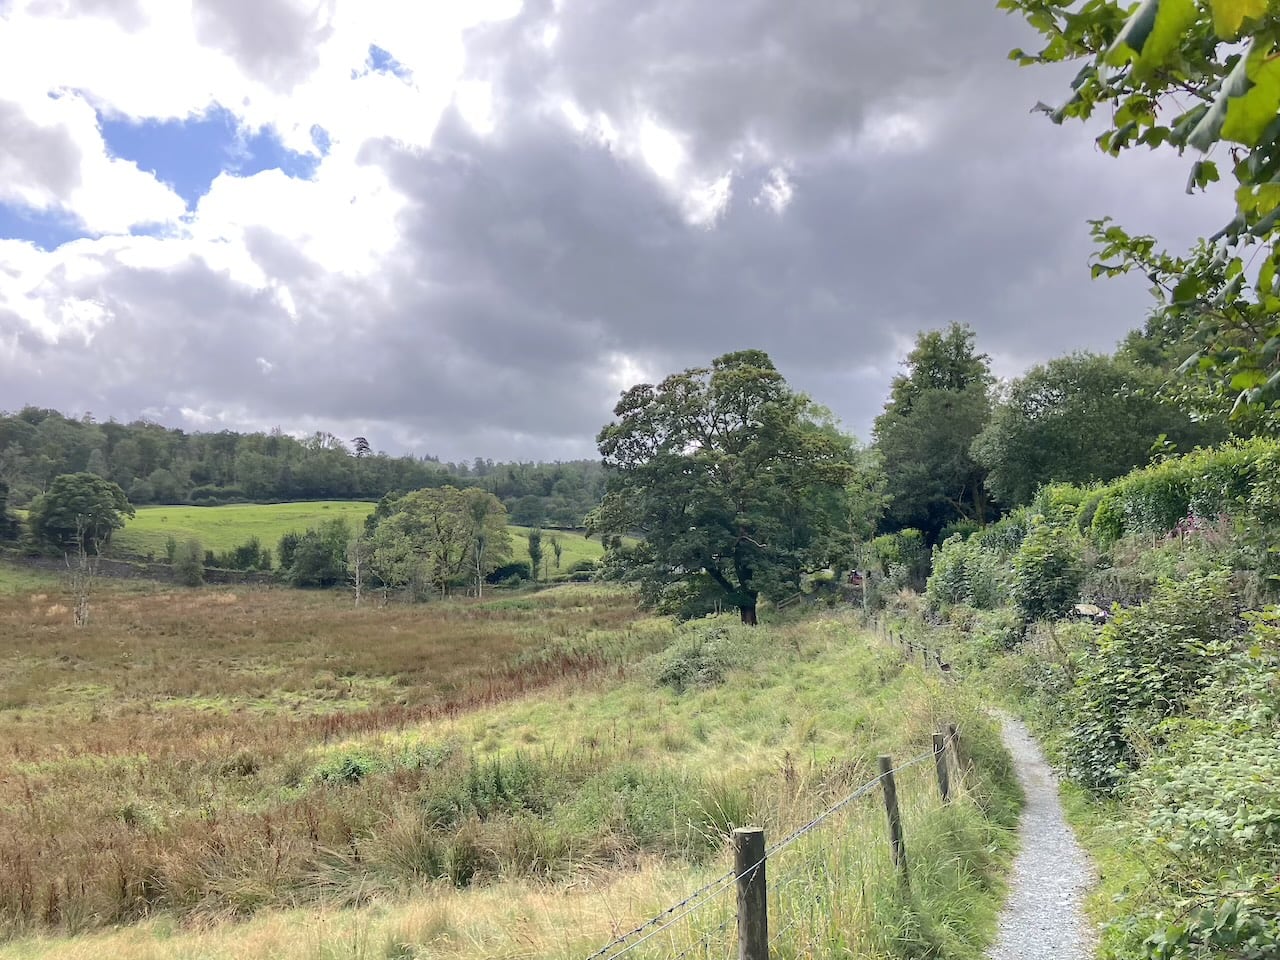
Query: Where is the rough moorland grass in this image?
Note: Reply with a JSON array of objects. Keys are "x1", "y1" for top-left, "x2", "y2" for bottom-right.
[
  {"x1": 111, "y1": 501, "x2": 378, "y2": 558},
  {"x1": 0, "y1": 563, "x2": 60, "y2": 594},
  {"x1": 0, "y1": 592, "x2": 1018, "y2": 960}
]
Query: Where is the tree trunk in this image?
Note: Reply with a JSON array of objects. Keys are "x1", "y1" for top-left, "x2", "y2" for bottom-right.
[{"x1": 739, "y1": 602, "x2": 758, "y2": 626}]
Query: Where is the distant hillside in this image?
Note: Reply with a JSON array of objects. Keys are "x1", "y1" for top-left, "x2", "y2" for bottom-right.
[{"x1": 0, "y1": 406, "x2": 605, "y2": 527}]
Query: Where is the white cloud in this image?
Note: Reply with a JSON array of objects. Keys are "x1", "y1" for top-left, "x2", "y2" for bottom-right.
[
  {"x1": 856, "y1": 108, "x2": 932, "y2": 156},
  {"x1": 0, "y1": 90, "x2": 185, "y2": 232},
  {"x1": 639, "y1": 117, "x2": 686, "y2": 181},
  {"x1": 755, "y1": 167, "x2": 794, "y2": 214}
]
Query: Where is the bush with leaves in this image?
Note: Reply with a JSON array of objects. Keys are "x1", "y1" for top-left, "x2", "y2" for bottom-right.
[
  {"x1": 1067, "y1": 570, "x2": 1234, "y2": 794},
  {"x1": 281, "y1": 519, "x2": 350, "y2": 587},
  {"x1": 1089, "y1": 441, "x2": 1273, "y2": 545},
  {"x1": 974, "y1": 508, "x2": 1032, "y2": 557},
  {"x1": 1010, "y1": 521, "x2": 1083, "y2": 623},
  {"x1": 654, "y1": 620, "x2": 761, "y2": 694},
  {"x1": 173, "y1": 539, "x2": 204, "y2": 587},
  {"x1": 926, "y1": 534, "x2": 1008, "y2": 612},
  {"x1": 1098, "y1": 612, "x2": 1279, "y2": 960}
]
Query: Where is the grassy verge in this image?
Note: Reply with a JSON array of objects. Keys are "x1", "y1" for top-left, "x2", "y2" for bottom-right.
[{"x1": 0, "y1": 590, "x2": 1018, "y2": 959}]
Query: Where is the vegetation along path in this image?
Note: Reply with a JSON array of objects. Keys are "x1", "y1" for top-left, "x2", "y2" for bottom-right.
[{"x1": 988, "y1": 714, "x2": 1095, "y2": 960}]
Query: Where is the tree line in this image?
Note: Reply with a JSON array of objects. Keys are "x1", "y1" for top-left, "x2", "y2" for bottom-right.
[{"x1": 0, "y1": 409, "x2": 604, "y2": 528}]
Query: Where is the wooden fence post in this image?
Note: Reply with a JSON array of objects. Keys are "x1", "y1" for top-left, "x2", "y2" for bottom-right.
[
  {"x1": 878, "y1": 756, "x2": 908, "y2": 882},
  {"x1": 933, "y1": 732, "x2": 951, "y2": 803},
  {"x1": 733, "y1": 827, "x2": 768, "y2": 960}
]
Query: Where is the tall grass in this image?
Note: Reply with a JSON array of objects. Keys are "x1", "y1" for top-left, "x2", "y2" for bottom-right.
[{"x1": 0, "y1": 586, "x2": 1018, "y2": 960}]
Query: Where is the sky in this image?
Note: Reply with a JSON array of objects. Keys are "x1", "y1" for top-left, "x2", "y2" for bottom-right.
[{"x1": 0, "y1": 0, "x2": 1234, "y2": 461}]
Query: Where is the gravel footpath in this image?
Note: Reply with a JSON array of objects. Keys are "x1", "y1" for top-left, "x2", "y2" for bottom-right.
[{"x1": 987, "y1": 714, "x2": 1096, "y2": 960}]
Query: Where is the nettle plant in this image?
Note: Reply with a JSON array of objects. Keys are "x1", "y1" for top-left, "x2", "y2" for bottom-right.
[{"x1": 1000, "y1": 0, "x2": 1280, "y2": 426}]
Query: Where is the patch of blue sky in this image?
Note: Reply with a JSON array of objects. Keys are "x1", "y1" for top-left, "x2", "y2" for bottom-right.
[
  {"x1": 99, "y1": 104, "x2": 324, "y2": 209},
  {"x1": 0, "y1": 202, "x2": 95, "y2": 250},
  {"x1": 353, "y1": 44, "x2": 412, "y2": 81}
]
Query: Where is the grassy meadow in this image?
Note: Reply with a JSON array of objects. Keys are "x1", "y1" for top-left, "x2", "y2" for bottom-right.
[
  {"x1": 110, "y1": 502, "x2": 378, "y2": 558},
  {"x1": 109, "y1": 502, "x2": 607, "y2": 575},
  {"x1": 0, "y1": 570, "x2": 1018, "y2": 960}
]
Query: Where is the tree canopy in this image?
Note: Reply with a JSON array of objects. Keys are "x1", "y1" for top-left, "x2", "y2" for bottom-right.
[
  {"x1": 368, "y1": 486, "x2": 511, "y2": 596},
  {"x1": 874, "y1": 324, "x2": 994, "y2": 540},
  {"x1": 26, "y1": 472, "x2": 135, "y2": 552},
  {"x1": 973, "y1": 353, "x2": 1223, "y2": 505},
  {"x1": 1000, "y1": 0, "x2": 1280, "y2": 428},
  {"x1": 591, "y1": 350, "x2": 858, "y2": 624}
]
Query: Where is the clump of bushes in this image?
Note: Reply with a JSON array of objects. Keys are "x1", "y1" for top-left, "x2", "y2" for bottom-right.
[
  {"x1": 1010, "y1": 521, "x2": 1083, "y2": 623},
  {"x1": 211, "y1": 537, "x2": 272, "y2": 571},
  {"x1": 1066, "y1": 569, "x2": 1234, "y2": 793},
  {"x1": 1088, "y1": 439, "x2": 1278, "y2": 545},
  {"x1": 926, "y1": 534, "x2": 1009, "y2": 611},
  {"x1": 654, "y1": 620, "x2": 761, "y2": 693},
  {"x1": 173, "y1": 538, "x2": 204, "y2": 587}
]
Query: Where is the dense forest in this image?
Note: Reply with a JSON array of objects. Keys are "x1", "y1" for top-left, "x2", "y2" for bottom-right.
[{"x1": 0, "y1": 409, "x2": 604, "y2": 528}]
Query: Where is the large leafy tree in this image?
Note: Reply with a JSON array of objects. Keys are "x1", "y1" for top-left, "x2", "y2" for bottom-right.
[
  {"x1": 592, "y1": 350, "x2": 858, "y2": 625},
  {"x1": 372, "y1": 486, "x2": 510, "y2": 596},
  {"x1": 973, "y1": 353, "x2": 1224, "y2": 505},
  {"x1": 874, "y1": 324, "x2": 994, "y2": 540},
  {"x1": 26, "y1": 472, "x2": 134, "y2": 552},
  {"x1": 1000, "y1": 0, "x2": 1280, "y2": 427}
]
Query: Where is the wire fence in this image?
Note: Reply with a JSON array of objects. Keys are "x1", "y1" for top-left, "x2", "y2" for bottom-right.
[
  {"x1": 870, "y1": 616, "x2": 964, "y2": 681},
  {"x1": 578, "y1": 725, "x2": 963, "y2": 960}
]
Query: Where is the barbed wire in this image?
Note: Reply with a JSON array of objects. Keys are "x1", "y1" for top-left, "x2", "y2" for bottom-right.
[
  {"x1": 668, "y1": 915, "x2": 735, "y2": 960},
  {"x1": 580, "y1": 734, "x2": 956, "y2": 960},
  {"x1": 581, "y1": 869, "x2": 737, "y2": 960}
]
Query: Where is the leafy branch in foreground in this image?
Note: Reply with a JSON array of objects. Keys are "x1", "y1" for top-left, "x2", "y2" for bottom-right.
[{"x1": 999, "y1": 0, "x2": 1280, "y2": 425}]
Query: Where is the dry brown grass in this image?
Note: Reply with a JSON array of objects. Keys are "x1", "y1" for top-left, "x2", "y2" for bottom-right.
[{"x1": 0, "y1": 580, "x2": 667, "y2": 938}]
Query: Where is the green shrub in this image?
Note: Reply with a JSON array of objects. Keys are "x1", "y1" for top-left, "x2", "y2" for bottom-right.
[
  {"x1": 974, "y1": 508, "x2": 1032, "y2": 557},
  {"x1": 313, "y1": 750, "x2": 383, "y2": 785},
  {"x1": 1096, "y1": 619, "x2": 1280, "y2": 959},
  {"x1": 654, "y1": 621, "x2": 758, "y2": 693},
  {"x1": 938, "y1": 519, "x2": 980, "y2": 543},
  {"x1": 868, "y1": 528, "x2": 930, "y2": 591},
  {"x1": 925, "y1": 535, "x2": 970, "y2": 609},
  {"x1": 173, "y1": 538, "x2": 204, "y2": 587},
  {"x1": 1075, "y1": 488, "x2": 1106, "y2": 536},
  {"x1": 486, "y1": 561, "x2": 531, "y2": 584},
  {"x1": 214, "y1": 536, "x2": 272, "y2": 571},
  {"x1": 1033, "y1": 483, "x2": 1087, "y2": 529},
  {"x1": 1010, "y1": 521, "x2": 1083, "y2": 622},
  {"x1": 1088, "y1": 440, "x2": 1280, "y2": 545},
  {"x1": 1066, "y1": 570, "x2": 1234, "y2": 793}
]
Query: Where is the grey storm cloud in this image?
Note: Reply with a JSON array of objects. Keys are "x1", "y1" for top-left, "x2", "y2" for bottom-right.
[
  {"x1": 0, "y1": 0, "x2": 1236, "y2": 460},
  {"x1": 0, "y1": 98, "x2": 82, "y2": 197},
  {"x1": 191, "y1": 0, "x2": 334, "y2": 91}
]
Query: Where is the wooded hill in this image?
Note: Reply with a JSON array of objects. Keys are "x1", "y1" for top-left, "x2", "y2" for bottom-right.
[{"x1": 0, "y1": 408, "x2": 603, "y2": 528}]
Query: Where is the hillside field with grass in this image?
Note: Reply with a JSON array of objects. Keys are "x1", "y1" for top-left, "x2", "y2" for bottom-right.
[
  {"x1": 109, "y1": 502, "x2": 607, "y2": 574},
  {"x1": 0, "y1": 574, "x2": 1017, "y2": 960}
]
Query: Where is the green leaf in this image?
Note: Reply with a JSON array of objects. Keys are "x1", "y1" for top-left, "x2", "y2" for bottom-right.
[
  {"x1": 1188, "y1": 50, "x2": 1253, "y2": 151},
  {"x1": 1106, "y1": 0, "x2": 1198, "y2": 73},
  {"x1": 1221, "y1": 41, "x2": 1280, "y2": 147},
  {"x1": 1187, "y1": 159, "x2": 1220, "y2": 194},
  {"x1": 1209, "y1": 0, "x2": 1268, "y2": 38}
]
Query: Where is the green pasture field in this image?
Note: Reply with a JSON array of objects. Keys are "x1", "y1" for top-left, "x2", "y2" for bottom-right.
[
  {"x1": 110, "y1": 502, "x2": 608, "y2": 573},
  {"x1": 111, "y1": 501, "x2": 378, "y2": 558}
]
